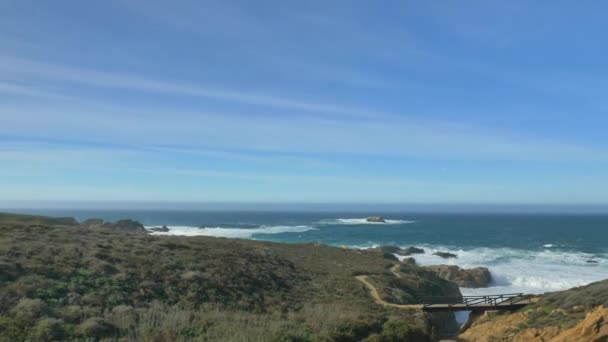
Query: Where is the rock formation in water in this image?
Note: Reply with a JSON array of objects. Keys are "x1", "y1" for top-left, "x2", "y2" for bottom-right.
[
  {"x1": 366, "y1": 216, "x2": 386, "y2": 223},
  {"x1": 425, "y1": 265, "x2": 491, "y2": 288},
  {"x1": 371, "y1": 245, "x2": 425, "y2": 256},
  {"x1": 149, "y1": 225, "x2": 170, "y2": 232},
  {"x1": 433, "y1": 251, "x2": 458, "y2": 259}
]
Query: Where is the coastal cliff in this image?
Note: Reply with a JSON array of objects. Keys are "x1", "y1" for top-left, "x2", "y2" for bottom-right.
[{"x1": 459, "y1": 278, "x2": 608, "y2": 341}]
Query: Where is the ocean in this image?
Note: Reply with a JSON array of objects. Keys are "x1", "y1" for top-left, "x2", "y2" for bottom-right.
[{"x1": 9, "y1": 209, "x2": 608, "y2": 297}]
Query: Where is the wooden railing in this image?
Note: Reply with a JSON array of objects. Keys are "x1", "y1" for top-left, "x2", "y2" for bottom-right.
[{"x1": 421, "y1": 293, "x2": 525, "y2": 309}]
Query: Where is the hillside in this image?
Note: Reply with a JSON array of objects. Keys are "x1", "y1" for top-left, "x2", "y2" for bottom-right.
[
  {"x1": 0, "y1": 212, "x2": 78, "y2": 227},
  {"x1": 459, "y1": 279, "x2": 608, "y2": 341},
  {"x1": 0, "y1": 213, "x2": 459, "y2": 341}
]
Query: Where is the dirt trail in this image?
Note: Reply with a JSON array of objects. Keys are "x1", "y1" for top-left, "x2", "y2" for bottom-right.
[
  {"x1": 355, "y1": 265, "x2": 422, "y2": 310},
  {"x1": 389, "y1": 263, "x2": 402, "y2": 278}
]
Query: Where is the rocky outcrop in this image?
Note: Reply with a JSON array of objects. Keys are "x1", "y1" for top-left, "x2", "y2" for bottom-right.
[
  {"x1": 366, "y1": 216, "x2": 386, "y2": 223},
  {"x1": 109, "y1": 220, "x2": 146, "y2": 233},
  {"x1": 402, "y1": 257, "x2": 416, "y2": 266},
  {"x1": 81, "y1": 218, "x2": 146, "y2": 233},
  {"x1": 149, "y1": 225, "x2": 170, "y2": 232},
  {"x1": 552, "y1": 306, "x2": 608, "y2": 341},
  {"x1": 371, "y1": 245, "x2": 425, "y2": 256},
  {"x1": 372, "y1": 246, "x2": 401, "y2": 254},
  {"x1": 433, "y1": 251, "x2": 457, "y2": 259},
  {"x1": 82, "y1": 218, "x2": 104, "y2": 228},
  {"x1": 425, "y1": 265, "x2": 491, "y2": 288},
  {"x1": 458, "y1": 310, "x2": 534, "y2": 341},
  {"x1": 402, "y1": 246, "x2": 425, "y2": 255},
  {"x1": 382, "y1": 253, "x2": 399, "y2": 261}
]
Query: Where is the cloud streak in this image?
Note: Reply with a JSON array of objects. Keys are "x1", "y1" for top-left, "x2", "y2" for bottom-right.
[
  {"x1": 1, "y1": 102, "x2": 605, "y2": 162},
  {"x1": 0, "y1": 56, "x2": 391, "y2": 119}
]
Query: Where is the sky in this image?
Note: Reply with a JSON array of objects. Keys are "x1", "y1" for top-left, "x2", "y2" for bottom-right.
[{"x1": 1, "y1": 0, "x2": 608, "y2": 206}]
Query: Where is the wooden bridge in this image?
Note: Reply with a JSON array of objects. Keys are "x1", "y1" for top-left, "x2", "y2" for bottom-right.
[{"x1": 421, "y1": 293, "x2": 534, "y2": 312}]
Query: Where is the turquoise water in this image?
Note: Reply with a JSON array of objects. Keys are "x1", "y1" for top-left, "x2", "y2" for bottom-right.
[{"x1": 7, "y1": 209, "x2": 608, "y2": 295}]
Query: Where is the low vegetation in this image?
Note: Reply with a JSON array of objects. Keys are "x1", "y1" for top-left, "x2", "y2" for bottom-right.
[
  {"x1": 461, "y1": 278, "x2": 608, "y2": 341},
  {"x1": 0, "y1": 212, "x2": 77, "y2": 227},
  {"x1": 458, "y1": 279, "x2": 608, "y2": 341},
  {"x1": 0, "y1": 213, "x2": 459, "y2": 341},
  {"x1": 519, "y1": 278, "x2": 608, "y2": 330},
  {"x1": 539, "y1": 278, "x2": 608, "y2": 310}
]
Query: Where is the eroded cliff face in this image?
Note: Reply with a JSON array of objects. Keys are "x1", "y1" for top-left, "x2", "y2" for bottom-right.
[
  {"x1": 458, "y1": 306, "x2": 608, "y2": 342},
  {"x1": 551, "y1": 306, "x2": 608, "y2": 341}
]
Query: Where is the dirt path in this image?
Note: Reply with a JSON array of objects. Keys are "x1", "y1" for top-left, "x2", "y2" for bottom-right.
[
  {"x1": 355, "y1": 272, "x2": 422, "y2": 310},
  {"x1": 389, "y1": 263, "x2": 402, "y2": 278}
]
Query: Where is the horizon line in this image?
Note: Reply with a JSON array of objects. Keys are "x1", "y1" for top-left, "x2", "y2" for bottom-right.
[{"x1": 2, "y1": 200, "x2": 608, "y2": 214}]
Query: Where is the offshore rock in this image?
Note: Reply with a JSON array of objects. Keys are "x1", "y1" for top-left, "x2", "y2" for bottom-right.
[
  {"x1": 149, "y1": 225, "x2": 170, "y2": 232},
  {"x1": 433, "y1": 251, "x2": 458, "y2": 259},
  {"x1": 371, "y1": 246, "x2": 425, "y2": 256}
]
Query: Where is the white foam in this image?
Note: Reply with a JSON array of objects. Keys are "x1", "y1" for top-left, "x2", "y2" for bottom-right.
[
  {"x1": 543, "y1": 244, "x2": 554, "y2": 248},
  {"x1": 147, "y1": 225, "x2": 317, "y2": 238},
  {"x1": 321, "y1": 218, "x2": 415, "y2": 225},
  {"x1": 394, "y1": 245, "x2": 608, "y2": 296}
]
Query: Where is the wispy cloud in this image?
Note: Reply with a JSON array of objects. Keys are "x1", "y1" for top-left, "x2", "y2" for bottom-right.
[
  {"x1": 118, "y1": 0, "x2": 432, "y2": 63},
  {"x1": 10, "y1": 58, "x2": 603, "y2": 163},
  {"x1": 1, "y1": 103, "x2": 606, "y2": 162},
  {"x1": 2, "y1": 57, "x2": 603, "y2": 164},
  {"x1": 0, "y1": 56, "x2": 391, "y2": 119},
  {"x1": 0, "y1": 81, "x2": 75, "y2": 101}
]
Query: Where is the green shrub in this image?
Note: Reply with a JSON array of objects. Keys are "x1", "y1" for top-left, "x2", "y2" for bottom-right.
[
  {"x1": 329, "y1": 318, "x2": 382, "y2": 342},
  {"x1": 0, "y1": 317, "x2": 26, "y2": 342},
  {"x1": 0, "y1": 260, "x2": 20, "y2": 283},
  {"x1": 76, "y1": 317, "x2": 116, "y2": 338},
  {"x1": 29, "y1": 318, "x2": 65, "y2": 342},
  {"x1": 364, "y1": 319, "x2": 430, "y2": 342},
  {"x1": 10, "y1": 298, "x2": 48, "y2": 322},
  {"x1": 108, "y1": 305, "x2": 136, "y2": 330},
  {"x1": 59, "y1": 305, "x2": 84, "y2": 323},
  {"x1": 540, "y1": 280, "x2": 608, "y2": 310}
]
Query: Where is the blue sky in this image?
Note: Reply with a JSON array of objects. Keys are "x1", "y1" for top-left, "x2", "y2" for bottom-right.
[{"x1": 1, "y1": 0, "x2": 608, "y2": 205}]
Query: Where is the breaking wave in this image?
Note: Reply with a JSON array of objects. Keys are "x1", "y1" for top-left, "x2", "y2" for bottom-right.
[
  {"x1": 392, "y1": 245, "x2": 608, "y2": 296},
  {"x1": 146, "y1": 225, "x2": 317, "y2": 238}
]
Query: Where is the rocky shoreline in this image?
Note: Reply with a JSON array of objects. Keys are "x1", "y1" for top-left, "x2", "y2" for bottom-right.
[
  {"x1": 372, "y1": 245, "x2": 493, "y2": 288},
  {"x1": 379, "y1": 243, "x2": 608, "y2": 340}
]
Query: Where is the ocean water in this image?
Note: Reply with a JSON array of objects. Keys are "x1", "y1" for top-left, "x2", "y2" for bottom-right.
[{"x1": 9, "y1": 209, "x2": 608, "y2": 296}]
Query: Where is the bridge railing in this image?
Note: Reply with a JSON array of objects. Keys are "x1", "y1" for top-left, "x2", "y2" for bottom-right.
[{"x1": 421, "y1": 293, "x2": 525, "y2": 309}]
